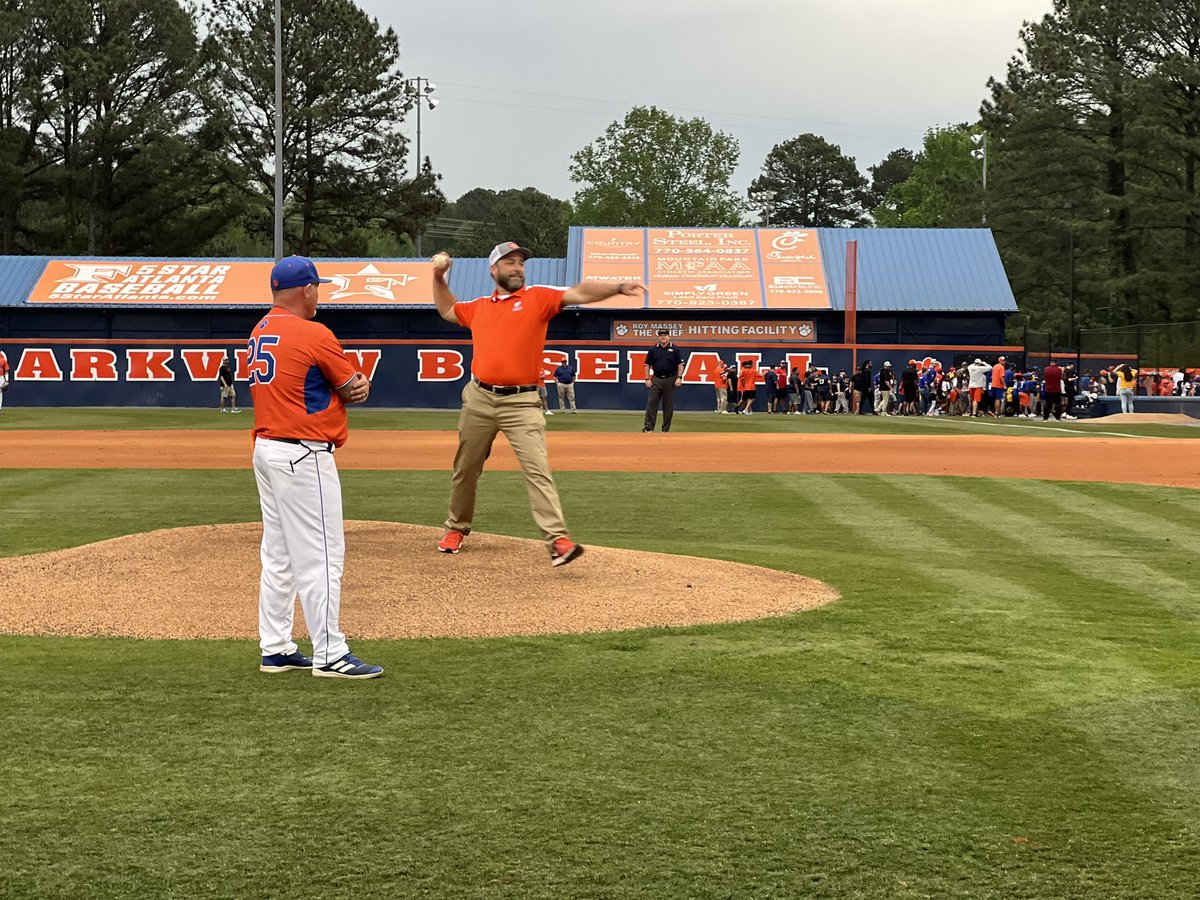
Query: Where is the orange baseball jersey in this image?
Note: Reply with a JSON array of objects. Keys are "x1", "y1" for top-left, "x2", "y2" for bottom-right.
[
  {"x1": 738, "y1": 368, "x2": 759, "y2": 392},
  {"x1": 248, "y1": 308, "x2": 358, "y2": 447},
  {"x1": 454, "y1": 285, "x2": 565, "y2": 385},
  {"x1": 0, "y1": 352, "x2": 9, "y2": 376}
]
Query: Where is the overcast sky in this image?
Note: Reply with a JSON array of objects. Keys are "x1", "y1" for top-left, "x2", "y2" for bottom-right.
[{"x1": 356, "y1": 0, "x2": 1053, "y2": 206}]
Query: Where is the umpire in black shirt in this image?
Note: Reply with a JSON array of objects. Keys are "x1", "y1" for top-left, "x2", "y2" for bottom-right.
[{"x1": 643, "y1": 328, "x2": 685, "y2": 432}]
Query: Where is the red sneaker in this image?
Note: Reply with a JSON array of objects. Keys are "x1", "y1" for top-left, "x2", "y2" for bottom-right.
[
  {"x1": 438, "y1": 530, "x2": 465, "y2": 554},
  {"x1": 550, "y1": 537, "x2": 584, "y2": 568}
]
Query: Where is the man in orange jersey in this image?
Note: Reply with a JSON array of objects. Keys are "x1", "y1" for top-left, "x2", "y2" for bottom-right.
[
  {"x1": 249, "y1": 256, "x2": 382, "y2": 680},
  {"x1": 432, "y1": 242, "x2": 645, "y2": 566}
]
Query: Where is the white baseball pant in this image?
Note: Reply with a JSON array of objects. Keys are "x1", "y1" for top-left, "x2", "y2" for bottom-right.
[{"x1": 253, "y1": 437, "x2": 349, "y2": 666}]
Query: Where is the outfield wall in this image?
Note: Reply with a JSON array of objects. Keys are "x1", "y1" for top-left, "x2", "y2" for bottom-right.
[{"x1": 0, "y1": 338, "x2": 1023, "y2": 409}]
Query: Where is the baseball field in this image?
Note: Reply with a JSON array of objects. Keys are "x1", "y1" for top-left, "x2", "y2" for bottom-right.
[{"x1": 2, "y1": 407, "x2": 1199, "y2": 898}]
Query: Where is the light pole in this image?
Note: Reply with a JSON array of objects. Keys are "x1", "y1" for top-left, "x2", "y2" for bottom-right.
[
  {"x1": 970, "y1": 133, "x2": 988, "y2": 225},
  {"x1": 403, "y1": 77, "x2": 438, "y2": 256},
  {"x1": 273, "y1": 0, "x2": 284, "y2": 260},
  {"x1": 748, "y1": 188, "x2": 777, "y2": 227}
]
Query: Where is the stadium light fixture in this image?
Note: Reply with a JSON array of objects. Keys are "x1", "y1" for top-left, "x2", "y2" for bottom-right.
[
  {"x1": 748, "y1": 188, "x2": 777, "y2": 227},
  {"x1": 403, "y1": 77, "x2": 439, "y2": 255},
  {"x1": 969, "y1": 133, "x2": 988, "y2": 225}
]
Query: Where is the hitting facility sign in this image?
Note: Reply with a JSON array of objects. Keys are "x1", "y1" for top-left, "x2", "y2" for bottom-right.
[
  {"x1": 579, "y1": 227, "x2": 832, "y2": 310},
  {"x1": 27, "y1": 260, "x2": 435, "y2": 306},
  {"x1": 612, "y1": 320, "x2": 816, "y2": 342}
]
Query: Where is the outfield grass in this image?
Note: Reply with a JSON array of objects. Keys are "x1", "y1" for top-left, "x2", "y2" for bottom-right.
[
  {"x1": 2, "y1": 405, "x2": 1197, "y2": 438},
  {"x1": 2, "y1": 457, "x2": 1199, "y2": 897}
]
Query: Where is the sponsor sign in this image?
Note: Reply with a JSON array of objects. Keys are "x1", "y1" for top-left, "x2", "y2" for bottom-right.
[
  {"x1": 578, "y1": 228, "x2": 831, "y2": 309},
  {"x1": 27, "y1": 261, "x2": 434, "y2": 306},
  {"x1": 611, "y1": 320, "x2": 816, "y2": 342}
]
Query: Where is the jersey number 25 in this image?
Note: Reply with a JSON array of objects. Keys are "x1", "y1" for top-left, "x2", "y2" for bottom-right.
[{"x1": 247, "y1": 335, "x2": 280, "y2": 386}]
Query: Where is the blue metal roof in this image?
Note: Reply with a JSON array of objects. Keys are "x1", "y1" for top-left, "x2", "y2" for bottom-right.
[
  {"x1": 817, "y1": 228, "x2": 1017, "y2": 312},
  {"x1": 0, "y1": 257, "x2": 49, "y2": 306},
  {"x1": 442, "y1": 257, "x2": 571, "y2": 300},
  {"x1": 0, "y1": 231, "x2": 1017, "y2": 313}
]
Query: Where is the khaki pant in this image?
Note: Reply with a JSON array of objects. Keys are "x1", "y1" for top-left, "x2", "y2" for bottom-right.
[
  {"x1": 715, "y1": 387, "x2": 727, "y2": 411},
  {"x1": 446, "y1": 380, "x2": 568, "y2": 547},
  {"x1": 556, "y1": 381, "x2": 577, "y2": 411}
]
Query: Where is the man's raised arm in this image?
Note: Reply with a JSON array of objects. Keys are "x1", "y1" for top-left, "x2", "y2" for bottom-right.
[
  {"x1": 562, "y1": 281, "x2": 647, "y2": 306},
  {"x1": 431, "y1": 253, "x2": 460, "y2": 324}
]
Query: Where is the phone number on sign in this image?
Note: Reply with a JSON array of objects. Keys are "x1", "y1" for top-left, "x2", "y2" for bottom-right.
[{"x1": 655, "y1": 298, "x2": 757, "y2": 307}]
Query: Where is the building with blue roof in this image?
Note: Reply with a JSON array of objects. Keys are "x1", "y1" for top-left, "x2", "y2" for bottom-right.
[{"x1": 0, "y1": 227, "x2": 1019, "y2": 408}]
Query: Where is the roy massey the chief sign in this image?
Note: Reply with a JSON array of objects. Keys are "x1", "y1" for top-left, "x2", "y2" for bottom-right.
[{"x1": 611, "y1": 320, "x2": 816, "y2": 342}]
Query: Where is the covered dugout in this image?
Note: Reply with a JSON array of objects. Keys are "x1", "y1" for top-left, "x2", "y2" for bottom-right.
[{"x1": 0, "y1": 227, "x2": 1017, "y2": 408}]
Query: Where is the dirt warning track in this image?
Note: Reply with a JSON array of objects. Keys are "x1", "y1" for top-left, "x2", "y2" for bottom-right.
[{"x1": 3, "y1": 429, "x2": 1198, "y2": 489}]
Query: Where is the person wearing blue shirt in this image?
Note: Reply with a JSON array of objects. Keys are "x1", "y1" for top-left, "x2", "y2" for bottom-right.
[{"x1": 553, "y1": 361, "x2": 578, "y2": 414}]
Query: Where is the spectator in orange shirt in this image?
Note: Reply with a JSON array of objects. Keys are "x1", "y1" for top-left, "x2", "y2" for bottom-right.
[
  {"x1": 737, "y1": 360, "x2": 759, "y2": 415},
  {"x1": 713, "y1": 360, "x2": 730, "y2": 413}
]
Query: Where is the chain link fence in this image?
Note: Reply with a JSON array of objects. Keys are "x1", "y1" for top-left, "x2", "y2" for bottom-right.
[
  {"x1": 1023, "y1": 328, "x2": 1052, "y2": 372},
  {"x1": 1079, "y1": 321, "x2": 1200, "y2": 373}
]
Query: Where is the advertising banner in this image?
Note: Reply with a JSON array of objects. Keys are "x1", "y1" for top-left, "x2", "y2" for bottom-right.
[
  {"x1": 578, "y1": 228, "x2": 832, "y2": 310},
  {"x1": 27, "y1": 261, "x2": 436, "y2": 306},
  {"x1": 611, "y1": 320, "x2": 816, "y2": 342}
]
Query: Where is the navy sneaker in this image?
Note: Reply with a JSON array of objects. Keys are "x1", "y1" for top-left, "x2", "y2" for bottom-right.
[
  {"x1": 313, "y1": 652, "x2": 384, "y2": 680},
  {"x1": 260, "y1": 651, "x2": 313, "y2": 673}
]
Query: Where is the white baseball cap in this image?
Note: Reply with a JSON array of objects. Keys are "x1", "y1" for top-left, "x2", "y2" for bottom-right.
[
  {"x1": 488, "y1": 241, "x2": 533, "y2": 266},
  {"x1": 974, "y1": 358, "x2": 984, "y2": 365}
]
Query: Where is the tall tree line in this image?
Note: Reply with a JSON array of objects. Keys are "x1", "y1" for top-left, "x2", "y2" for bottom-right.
[
  {"x1": 0, "y1": 0, "x2": 442, "y2": 256},
  {"x1": 982, "y1": 0, "x2": 1200, "y2": 336}
]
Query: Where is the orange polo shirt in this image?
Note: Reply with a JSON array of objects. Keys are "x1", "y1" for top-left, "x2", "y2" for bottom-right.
[
  {"x1": 455, "y1": 285, "x2": 565, "y2": 385},
  {"x1": 992, "y1": 363, "x2": 1006, "y2": 389},
  {"x1": 738, "y1": 368, "x2": 759, "y2": 392}
]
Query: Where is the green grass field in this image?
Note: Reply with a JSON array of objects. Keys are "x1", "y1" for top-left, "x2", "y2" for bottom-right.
[{"x1": 2, "y1": 409, "x2": 1199, "y2": 898}]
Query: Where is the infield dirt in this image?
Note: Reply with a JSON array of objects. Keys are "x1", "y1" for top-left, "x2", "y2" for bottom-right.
[{"x1": 5, "y1": 428, "x2": 1199, "y2": 489}]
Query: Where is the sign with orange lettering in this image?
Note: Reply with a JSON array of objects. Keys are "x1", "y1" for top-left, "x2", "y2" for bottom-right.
[
  {"x1": 27, "y1": 260, "x2": 435, "y2": 306},
  {"x1": 578, "y1": 228, "x2": 831, "y2": 309}
]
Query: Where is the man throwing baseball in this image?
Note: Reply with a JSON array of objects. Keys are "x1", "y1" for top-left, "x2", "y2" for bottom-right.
[
  {"x1": 432, "y1": 242, "x2": 645, "y2": 566},
  {"x1": 250, "y1": 255, "x2": 382, "y2": 679}
]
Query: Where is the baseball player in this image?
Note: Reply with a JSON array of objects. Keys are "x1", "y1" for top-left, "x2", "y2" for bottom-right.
[
  {"x1": 431, "y1": 242, "x2": 646, "y2": 565},
  {"x1": 250, "y1": 255, "x2": 382, "y2": 679},
  {"x1": 0, "y1": 349, "x2": 9, "y2": 413}
]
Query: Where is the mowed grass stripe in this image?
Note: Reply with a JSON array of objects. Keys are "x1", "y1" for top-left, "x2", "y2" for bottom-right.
[{"x1": 933, "y1": 477, "x2": 1199, "y2": 622}]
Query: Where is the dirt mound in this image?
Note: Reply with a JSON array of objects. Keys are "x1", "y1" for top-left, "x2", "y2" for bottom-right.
[
  {"x1": 0, "y1": 522, "x2": 839, "y2": 640},
  {"x1": 1078, "y1": 412, "x2": 1199, "y2": 426}
]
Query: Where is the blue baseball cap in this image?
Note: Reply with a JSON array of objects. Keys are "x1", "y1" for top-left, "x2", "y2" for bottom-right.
[{"x1": 270, "y1": 256, "x2": 332, "y2": 291}]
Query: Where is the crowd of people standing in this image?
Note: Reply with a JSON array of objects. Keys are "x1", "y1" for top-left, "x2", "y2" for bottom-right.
[{"x1": 706, "y1": 357, "x2": 1198, "y2": 419}]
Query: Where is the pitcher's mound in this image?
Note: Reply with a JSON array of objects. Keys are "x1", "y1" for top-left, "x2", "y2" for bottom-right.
[{"x1": 0, "y1": 522, "x2": 839, "y2": 640}]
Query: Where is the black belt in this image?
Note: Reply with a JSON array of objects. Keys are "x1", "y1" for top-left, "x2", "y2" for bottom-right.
[
  {"x1": 269, "y1": 437, "x2": 333, "y2": 451},
  {"x1": 474, "y1": 378, "x2": 538, "y2": 395}
]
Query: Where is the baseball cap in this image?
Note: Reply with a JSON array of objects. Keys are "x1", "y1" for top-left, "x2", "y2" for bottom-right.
[
  {"x1": 656, "y1": 328, "x2": 670, "y2": 335},
  {"x1": 974, "y1": 358, "x2": 984, "y2": 365},
  {"x1": 998, "y1": 355, "x2": 1007, "y2": 362},
  {"x1": 270, "y1": 256, "x2": 331, "y2": 291},
  {"x1": 883, "y1": 360, "x2": 892, "y2": 367},
  {"x1": 488, "y1": 241, "x2": 533, "y2": 266}
]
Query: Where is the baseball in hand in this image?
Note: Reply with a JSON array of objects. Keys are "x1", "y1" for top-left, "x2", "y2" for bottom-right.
[{"x1": 431, "y1": 252, "x2": 451, "y2": 272}]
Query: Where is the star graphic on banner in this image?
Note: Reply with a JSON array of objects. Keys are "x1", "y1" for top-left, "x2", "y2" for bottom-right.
[
  {"x1": 59, "y1": 263, "x2": 133, "y2": 283},
  {"x1": 327, "y1": 264, "x2": 420, "y2": 301}
]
